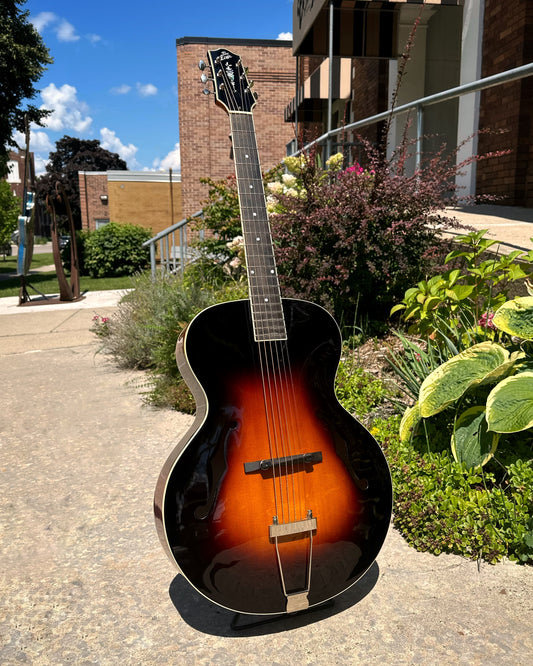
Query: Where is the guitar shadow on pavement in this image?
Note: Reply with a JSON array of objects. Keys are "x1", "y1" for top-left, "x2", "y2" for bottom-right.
[{"x1": 168, "y1": 561, "x2": 379, "y2": 636}]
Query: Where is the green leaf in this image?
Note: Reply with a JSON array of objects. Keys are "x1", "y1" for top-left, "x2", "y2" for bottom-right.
[
  {"x1": 419, "y1": 341, "x2": 509, "y2": 418},
  {"x1": 422, "y1": 296, "x2": 441, "y2": 313},
  {"x1": 445, "y1": 284, "x2": 475, "y2": 302},
  {"x1": 493, "y1": 297, "x2": 533, "y2": 339},
  {"x1": 479, "y1": 350, "x2": 524, "y2": 386},
  {"x1": 486, "y1": 371, "x2": 533, "y2": 433},
  {"x1": 400, "y1": 402, "x2": 420, "y2": 442},
  {"x1": 451, "y1": 406, "x2": 500, "y2": 469},
  {"x1": 390, "y1": 303, "x2": 406, "y2": 315},
  {"x1": 446, "y1": 268, "x2": 463, "y2": 287}
]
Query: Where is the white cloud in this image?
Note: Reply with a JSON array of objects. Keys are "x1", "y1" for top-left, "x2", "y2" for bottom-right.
[
  {"x1": 31, "y1": 12, "x2": 99, "y2": 44},
  {"x1": 110, "y1": 84, "x2": 132, "y2": 95},
  {"x1": 12, "y1": 129, "x2": 53, "y2": 154},
  {"x1": 32, "y1": 11, "x2": 56, "y2": 33},
  {"x1": 11, "y1": 129, "x2": 54, "y2": 176},
  {"x1": 277, "y1": 32, "x2": 293, "y2": 40},
  {"x1": 100, "y1": 128, "x2": 138, "y2": 167},
  {"x1": 34, "y1": 154, "x2": 49, "y2": 177},
  {"x1": 30, "y1": 130, "x2": 54, "y2": 154},
  {"x1": 136, "y1": 83, "x2": 158, "y2": 97},
  {"x1": 56, "y1": 19, "x2": 80, "y2": 42},
  {"x1": 40, "y1": 83, "x2": 92, "y2": 133},
  {"x1": 152, "y1": 143, "x2": 181, "y2": 172}
]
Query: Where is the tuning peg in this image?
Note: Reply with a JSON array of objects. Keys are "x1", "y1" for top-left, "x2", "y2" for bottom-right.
[
  {"x1": 200, "y1": 73, "x2": 212, "y2": 84},
  {"x1": 202, "y1": 88, "x2": 212, "y2": 95},
  {"x1": 199, "y1": 60, "x2": 207, "y2": 71}
]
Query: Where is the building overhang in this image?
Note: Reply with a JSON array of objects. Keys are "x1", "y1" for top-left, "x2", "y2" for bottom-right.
[
  {"x1": 293, "y1": 0, "x2": 463, "y2": 58},
  {"x1": 285, "y1": 57, "x2": 352, "y2": 122}
]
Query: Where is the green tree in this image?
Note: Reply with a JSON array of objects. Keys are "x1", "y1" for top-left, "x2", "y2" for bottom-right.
[
  {"x1": 36, "y1": 136, "x2": 128, "y2": 229},
  {"x1": 0, "y1": 180, "x2": 21, "y2": 253},
  {"x1": 0, "y1": 0, "x2": 53, "y2": 176}
]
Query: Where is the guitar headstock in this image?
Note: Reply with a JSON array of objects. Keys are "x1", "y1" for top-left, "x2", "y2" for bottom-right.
[{"x1": 204, "y1": 49, "x2": 256, "y2": 114}]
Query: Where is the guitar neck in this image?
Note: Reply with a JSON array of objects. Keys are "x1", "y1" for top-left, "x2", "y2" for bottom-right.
[{"x1": 229, "y1": 112, "x2": 287, "y2": 342}]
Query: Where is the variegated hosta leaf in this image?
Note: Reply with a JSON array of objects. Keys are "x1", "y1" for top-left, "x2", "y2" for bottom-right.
[
  {"x1": 479, "y1": 350, "x2": 525, "y2": 386},
  {"x1": 400, "y1": 402, "x2": 420, "y2": 442},
  {"x1": 451, "y1": 406, "x2": 500, "y2": 469},
  {"x1": 493, "y1": 296, "x2": 533, "y2": 339},
  {"x1": 419, "y1": 341, "x2": 509, "y2": 418},
  {"x1": 486, "y1": 371, "x2": 533, "y2": 433}
]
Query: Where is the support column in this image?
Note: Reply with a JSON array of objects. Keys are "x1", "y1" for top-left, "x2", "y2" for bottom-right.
[{"x1": 456, "y1": 0, "x2": 485, "y2": 198}]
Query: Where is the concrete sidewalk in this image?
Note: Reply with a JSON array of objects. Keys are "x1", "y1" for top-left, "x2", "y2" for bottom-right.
[
  {"x1": 445, "y1": 204, "x2": 533, "y2": 253},
  {"x1": 0, "y1": 289, "x2": 128, "y2": 354},
  {"x1": 1, "y1": 286, "x2": 532, "y2": 664}
]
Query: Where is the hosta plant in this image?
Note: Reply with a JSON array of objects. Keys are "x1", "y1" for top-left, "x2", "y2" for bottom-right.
[{"x1": 401, "y1": 295, "x2": 533, "y2": 469}]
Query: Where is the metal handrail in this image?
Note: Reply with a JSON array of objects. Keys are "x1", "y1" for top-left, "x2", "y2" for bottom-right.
[
  {"x1": 291, "y1": 62, "x2": 533, "y2": 165},
  {"x1": 145, "y1": 63, "x2": 533, "y2": 280},
  {"x1": 142, "y1": 209, "x2": 204, "y2": 279}
]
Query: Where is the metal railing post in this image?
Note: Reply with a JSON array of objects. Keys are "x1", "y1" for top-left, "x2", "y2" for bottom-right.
[{"x1": 416, "y1": 104, "x2": 423, "y2": 173}]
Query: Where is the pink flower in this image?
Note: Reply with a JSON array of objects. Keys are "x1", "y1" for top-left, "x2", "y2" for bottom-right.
[
  {"x1": 478, "y1": 312, "x2": 495, "y2": 329},
  {"x1": 345, "y1": 163, "x2": 364, "y2": 175}
]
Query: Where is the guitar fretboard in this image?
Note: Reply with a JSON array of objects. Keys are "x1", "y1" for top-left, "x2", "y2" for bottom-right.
[{"x1": 229, "y1": 113, "x2": 287, "y2": 342}]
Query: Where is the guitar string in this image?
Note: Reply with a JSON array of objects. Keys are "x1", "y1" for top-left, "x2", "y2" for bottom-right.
[
  {"x1": 238, "y1": 107, "x2": 302, "y2": 525},
  {"x1": 234, "y1": 111, "x2": 305, "y2": 526},
  {"x1": 223, "y1": 66, "x2": 305, "y2": 526},
  {"x1": 220, "y1": 63, "x2": 285, "y2": 519}
]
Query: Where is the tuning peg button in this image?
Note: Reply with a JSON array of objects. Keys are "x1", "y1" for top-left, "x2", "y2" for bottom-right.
[
  {"x1": 199, "y1": 60, "x2": 207, "y2": 71},
  {"x1": 200, "y1": 73, "x2": 213, "y2": 84},
  {"x1": 202, "y1": 88, "x2": 212, "y2": 95}
]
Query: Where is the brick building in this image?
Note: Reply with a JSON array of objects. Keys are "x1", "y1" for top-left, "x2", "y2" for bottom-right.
[
  {"x1": 78, "y1": 170, "x2": 182, "y2": 235},
  {"x1": 5, "y1": 151, "x2": 35, "y2": 203},
  {"x1": 176, "y1": 37, "x2": 295, "y2": 217},
  {"x1": 476, "y1": 0, "x2": 533, "y2": 206},
  {"x1": 288, "y1": 0, "x2": 532, "y2": 207}
]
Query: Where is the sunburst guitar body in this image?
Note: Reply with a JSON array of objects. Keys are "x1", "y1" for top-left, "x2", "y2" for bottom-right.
[{"x1": 154, "y1": 49, "x2": 392, "y2": 616}]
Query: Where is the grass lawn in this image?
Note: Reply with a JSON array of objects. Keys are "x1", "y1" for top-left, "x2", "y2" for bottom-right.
[{"x1": 0, "y1": 253, "x2": 135, "y2": 298}]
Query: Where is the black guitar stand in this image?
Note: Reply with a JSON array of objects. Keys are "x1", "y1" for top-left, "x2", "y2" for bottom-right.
[{"x1": 230, "y1": 599, "x2": 335, "y2": 631}]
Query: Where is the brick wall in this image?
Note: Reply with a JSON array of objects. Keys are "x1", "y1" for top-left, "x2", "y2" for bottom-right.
[
  {"x1": 177, "y1": 38, "x2": 296, "y2": 217},
  {"x1": 78, "y1": 172, "x2": 108, "y2": 231},
  {"x1": 79, "y1": 171, "x2": 183, "y2": 234},
  {"x1": 350, "y1": 59, "x2": 389, "y2": 149},
  {"x1": 476, "y1": 0, "x2": 533, "y2": 206},
  {"x1": 108, "y1": 178, "x2": 182, "y2": 237}
]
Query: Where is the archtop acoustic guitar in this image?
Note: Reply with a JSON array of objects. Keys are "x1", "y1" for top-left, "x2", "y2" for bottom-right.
[{"x1": 154, "y1": 48, "x2": 393, "y2": 616}]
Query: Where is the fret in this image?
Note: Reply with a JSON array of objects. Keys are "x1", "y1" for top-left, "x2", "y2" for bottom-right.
[{"x1": 229, "y1": 112, "x2": 286, "y2": 342}]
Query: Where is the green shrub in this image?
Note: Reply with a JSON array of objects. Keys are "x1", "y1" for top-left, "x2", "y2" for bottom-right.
[
  {"x1": 93, "y1": 270, "x2": 247, "y2": 411},
  {"x1": 391, "y1": 229, "x2": 533, "y2": 349},
  {"x1": 84, "y1": 222, "x2": 151, "y2": 278},
  {"x1": 373, "y1": 416, "x2": 533, "y2": 564},
  {"x1": 268, "y1": 146, "x2": 466, "y2": 323},
  {"x1": 335, "y1": 349, "x2": 387, "y2": 420}
]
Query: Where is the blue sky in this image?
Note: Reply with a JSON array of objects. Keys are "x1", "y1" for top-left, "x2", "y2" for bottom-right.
[{"x1": 19, "y1": 0, "x2": 293, "y2": 174}]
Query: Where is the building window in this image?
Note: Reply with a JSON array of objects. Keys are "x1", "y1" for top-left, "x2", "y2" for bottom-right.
[
  {"x1": 6, "y1": 161, "x2": 20, "y2": 183},
  {"x1": 95, "y1": 219, "x2": 110, "y2": 229}
]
